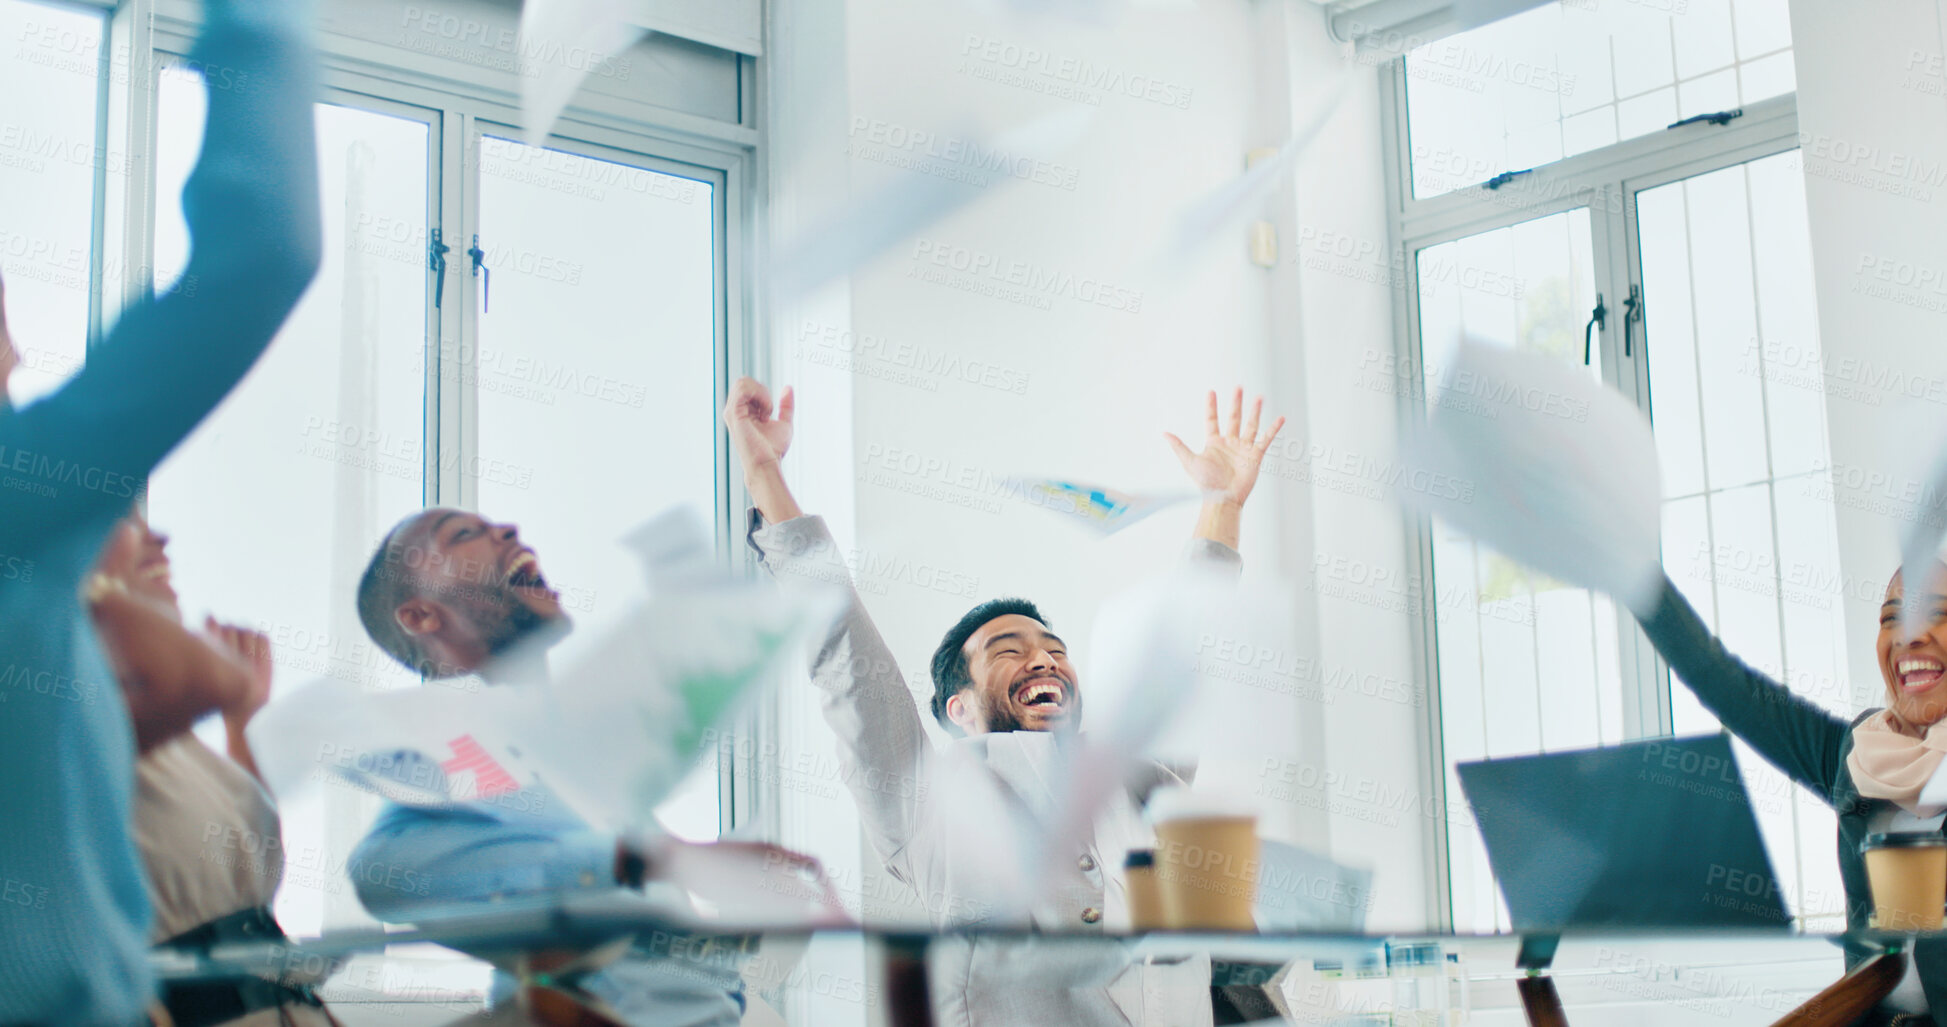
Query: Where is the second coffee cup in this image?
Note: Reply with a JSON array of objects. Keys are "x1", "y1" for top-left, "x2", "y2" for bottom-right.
[
  {"x1": 1862, "y1": 832, "x2": 1947, "y2": 932},
  {"x1": 1148, "y1": 787, "x2": 1260, "y2": 931}
]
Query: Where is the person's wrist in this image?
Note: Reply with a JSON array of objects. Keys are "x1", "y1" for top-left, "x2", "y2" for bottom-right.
[
  {"x1": 741, "y1": 455, "x2": 785, "y2": 482},
  {"x1": 615, "y1": 842, "x2": 649, "y2": 889}
]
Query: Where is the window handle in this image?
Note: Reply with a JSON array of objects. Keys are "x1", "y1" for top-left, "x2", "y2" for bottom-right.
[
  {"x1": 1667, "y1": 109, "x2": 1742, "y2": 130},
  {"x1": 468, "y1": 235, "x2": 490, "y2": 313},
  {"x1": 1483, "y1": 168, "x2": 1532, "y2": 191},
  {"x1": 1583, "y1": 293, "x2": 1607, "y2": 365},
  {"x1": 428, "y1": 229, "x2": 452, "y2": 309},
  {"x1": 1622, "y1": 284, "x2": 1642, "y2": 357}
]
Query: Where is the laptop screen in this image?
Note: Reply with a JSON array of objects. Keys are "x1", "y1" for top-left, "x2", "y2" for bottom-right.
[{"x1": 1455, "y1": 734, "x2": 1792, "y2": 930}]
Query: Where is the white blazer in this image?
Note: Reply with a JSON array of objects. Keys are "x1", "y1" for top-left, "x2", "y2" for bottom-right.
[{"x1": 751, "y1": 512, "x2": 1240, "y2": 1027}]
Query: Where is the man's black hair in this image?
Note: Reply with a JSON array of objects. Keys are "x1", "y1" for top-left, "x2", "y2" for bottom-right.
[
  {"x1": 357, "y1": 517, "x2": 430, "y2": 676},
  {"x1": 928, "y1": 597, "x2": 1049, "y2": 730}
]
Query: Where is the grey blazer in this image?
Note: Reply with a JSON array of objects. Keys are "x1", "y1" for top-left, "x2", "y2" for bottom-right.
[{"x1": 1638, "y1": 575, "x2": 1943, "y2": 1012}]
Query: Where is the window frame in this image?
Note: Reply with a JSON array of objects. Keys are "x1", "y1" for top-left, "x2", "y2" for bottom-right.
[
  {"x1": 1380, "y1": 49, "x2": 1807, "y2": 929},
  {"x1": 72, "y1": 0, "x2": 766, "y2": 931}
]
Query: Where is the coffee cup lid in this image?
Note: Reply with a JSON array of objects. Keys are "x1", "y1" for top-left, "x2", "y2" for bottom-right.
[
  {"x1": 1146, "y1": 784, "x2": 1256, "y2": 823},
  {"x1": 1125, "y1": 849, "x2": 1155, "y2": 869},
  {"x1": 1862, "y1": 832, "x2": 1947, "y2": 851}
]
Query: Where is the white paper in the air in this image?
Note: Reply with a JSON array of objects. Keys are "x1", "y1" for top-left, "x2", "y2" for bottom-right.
[
  {"x1": 1027, "y1": 568, "x2": 1213, "y2": 909},
  {"x1": 1887, "y1": 400, "x2": 1947, "y2": 634},
  {"x1": 519, "y1": 0, "x2": 649, "y2": 145},
  {"x1": 769, "y1": 107, "x2": 1094, "y2": 305},
  {"x1": 1395, "y1": 338, "x2": 1663, "y2": 615},
  {"x1": 1001, "y1": 477, "x2": 1198, "y2": 536},
  {"x1": 248, "y1": 507, "x2": 843, "y2": 835},
  {"x1": 1158, "y1": 74, "x2": 1354, "y2": 268}
]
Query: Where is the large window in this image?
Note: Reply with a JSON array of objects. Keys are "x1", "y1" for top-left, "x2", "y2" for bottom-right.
[
  {"x1": 4, "y1": 0, "x2": 754, "y2": 1009},
  {"x1": 16, "y1": 2, "x2": 756, "y2": 954},
  {"x1": 145, "y1": 75, "x2": 733, "y2": 935},
  {"x1": 1416, "y1": 209, "x2": 1627, "y2": 932},
  {"x1": 1389, "y1": 1, "x2": 1841, "y2": 932},
  {"x1": 469, "y1": 132, "x2": 723, "y2": 841},
  {"x1": 149, "y1": 67, "x2": 436, "y2": 936},
  {"x1": 1406, "y1": 0, "x2": 1796, "y2": 198},
  {"x1": 1643, "y1": 152, "x2": 1849, "y2": 930},
  {"x1": 0, "y1": 0, "x2": 103, "y2": 405}
]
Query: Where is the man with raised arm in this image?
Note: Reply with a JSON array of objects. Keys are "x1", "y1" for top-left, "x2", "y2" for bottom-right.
[
  {"x1": 0, "y1": 1, "x2": 322, "y2": 1022},
  {"x1": 726, "y1": 378, "x2": 1286, "y2": 1026}
]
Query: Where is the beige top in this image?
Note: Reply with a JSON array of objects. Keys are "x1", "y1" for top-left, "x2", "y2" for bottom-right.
[{"x1": 135, "y1": 735, "x2": 334, "y2": 1027}]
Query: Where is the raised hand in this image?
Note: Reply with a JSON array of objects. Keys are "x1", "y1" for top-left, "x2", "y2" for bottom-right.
[
  {"x1": 723, "y1": 377, "x2": 794, "y2": 473},
  {"x1": 1165, "y1": 387, "x2": 1287, "y2": 508},
  {"x1": 723, "y1": 377, "x2": 803, "y2": 523},
  {"x1": 203, "y1": 617, "x2": 274, "y2": 724}
]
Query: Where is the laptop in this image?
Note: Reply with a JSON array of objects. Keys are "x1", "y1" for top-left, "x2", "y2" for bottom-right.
[{"x1": 1454, "y1": 733, "x2": 1792, "y2": 930}]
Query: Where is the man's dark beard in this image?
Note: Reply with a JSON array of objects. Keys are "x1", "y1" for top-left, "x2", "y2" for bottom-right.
[
  {"x1": 973, "y1": 687, "x2": 1078, "y2": 734},
  {"x1": 981, "y1": 703, "x2": 1030, "y2": 734},
  {"x1": 486, "y1": 600, "x2": 570, "y2": 657}
]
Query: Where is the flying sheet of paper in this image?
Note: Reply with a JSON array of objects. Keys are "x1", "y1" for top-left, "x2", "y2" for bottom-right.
[
  {"x1": 1146, "y1": 580, "x2": 1309, "y2": 760},
  {"x1": 519, "y1": 0, "x2": 649, "y2": 145},
  {"x1": 247, "y1": 675, "x2": 549, "y2": 808},
  {"x1": 534, "y1": 575, "x2": 845, "y2": 833},
  {"x1": 1030, "y1": 568, "x2": 1215, "y2": 909},
  {"x1": 1889, "y1": 402, "x2": 1947, "y2": 634},
  {"x1": 1396, "y1": 338, "x2": 1664, "y2": 615},
  {"x1": 918, "y1": 740, "x2": 1040, "y2": 927},
  {"x1": 645, "y1": 839, "x2": 853, "y2": 930},
  {"x1": 1157, "y1": 73, "x2": 1355, "y2": 269},
  {"x1": 768, "y1": 107, "x2": 1094, "y2": 306},
  {"x1": 1252, "y1": 839, "x2": 1372, "y2": 933},
  {"x1": 1001, "y1": 477, "x2": 1198, "y2": 536}
]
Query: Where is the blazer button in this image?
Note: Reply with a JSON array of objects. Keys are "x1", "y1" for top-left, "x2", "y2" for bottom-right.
[
  {"x1": 1081, "y1": 907, "x2": 1102, "y2": 924},
  {"x1": 1077, "y1": 854, "x2": 1097, "y2": 872}
]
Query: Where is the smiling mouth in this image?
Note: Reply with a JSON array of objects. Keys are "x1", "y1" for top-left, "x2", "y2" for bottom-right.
[
  {"x1": 1014, "y1": 679, "x2": 1067, "y2": 713},
  {"x1": 1898, "y1": 657, "x2": 1945, "y2": 692},
  {"x1": 505, "y1": 551, "x2": 557, "y2": 599}
]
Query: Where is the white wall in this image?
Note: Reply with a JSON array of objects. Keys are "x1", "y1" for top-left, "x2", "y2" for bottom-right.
[
  {"x1": 1286, "y1": 13, "x2": 1434, "y2": 931},
  {"x1": 1787, "y1": 0, "x2": 1947, "y2": 710},
  {"x1": 762, "y1": 8, "x2": 1425, "y2": 1014}
]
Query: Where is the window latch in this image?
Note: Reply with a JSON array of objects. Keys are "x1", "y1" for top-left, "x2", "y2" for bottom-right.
[
  {"x1": 1622, "y1": 284, "x2": 1642, "y2": 357},
  {"x1": 1667, "y1": 108, "x2": 1743, "y2": 130},
  {"x1": 1583, "y1": 293, "x2": 1607, "y2": 365},
  {"x1": 468, "y1": 235, "x2": 490, "y2": 313},
  {"x1": 428, "y1": 229, "x2": 452, "y2": 309},
  {"x1": 1483, "y1": 168, "x2": 1532, "y2": 191}
]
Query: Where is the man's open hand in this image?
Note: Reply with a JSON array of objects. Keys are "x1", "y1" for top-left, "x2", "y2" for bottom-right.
[
  {"x1": 1166, "y1": 387, "x2": 1287, "y2": 508},
  {"x1": 723, "y1": 377, "x2": 794, "y2": 473}
]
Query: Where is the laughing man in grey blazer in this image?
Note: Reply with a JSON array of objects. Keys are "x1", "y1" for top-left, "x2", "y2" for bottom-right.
[{"x1": 725, "y1": 379, "x2": 1286, "y2": 1027}]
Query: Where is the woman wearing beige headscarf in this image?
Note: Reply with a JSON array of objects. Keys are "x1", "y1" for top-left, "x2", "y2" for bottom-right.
[{"x1": 1632, "y1": 562, "x2": 1947, "y2": 1027}]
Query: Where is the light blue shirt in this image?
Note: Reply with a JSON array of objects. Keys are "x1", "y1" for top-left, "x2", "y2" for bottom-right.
[
  {"x1": 0, "y1": 1, "x2": 320, "y2": 1022},
  {"x1": 351, "y1": 753, "x2": 746, "y2": 1027}
]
